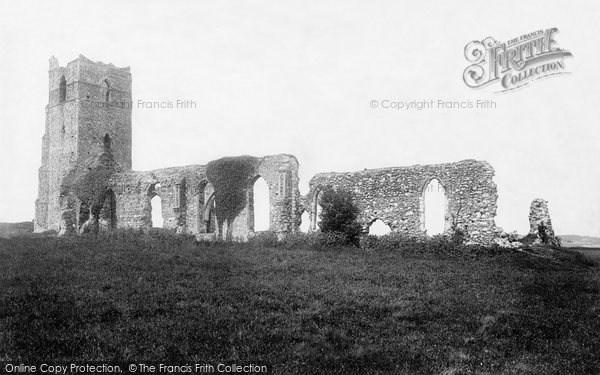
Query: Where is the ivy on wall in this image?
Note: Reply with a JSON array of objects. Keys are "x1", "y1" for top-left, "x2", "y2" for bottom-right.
[
  {"x1": 206, "y1": 156, "x2": 259, "y2": 238},
  {"x1": 62, "y1": 152, "x2": 118, "y2": 216}
]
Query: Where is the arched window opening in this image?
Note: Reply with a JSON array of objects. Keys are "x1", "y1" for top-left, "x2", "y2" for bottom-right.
[
  {"x1": 369, "y1": 219, "x2": 391, "y2": 236},
  {"x1": 150, "y1": 184, "x2": 163, "y2": 228},
  {"x1": 99, "y1": 189, "x2": 117, "y2": 229},
  {"x1": 251, "y1": 177, "x2": 270, "y2": 232},
  {"x1": 299, "y1": 211, "x2": 310, "y2": 232},
  {"x1": 103, "y1": 134, "x2": 112, "y2": 150},
  {"x1": 59, "y1": 76, "x2": 66, "y2": 103},
  {"x1": 205, "y1": 193, "x2": 217, "y2": 234},
  {"x1": 422, "y1": 179, "x2": 447, "y2": 236}
]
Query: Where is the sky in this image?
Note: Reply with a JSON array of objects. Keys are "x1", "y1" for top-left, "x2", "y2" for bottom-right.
[{"x1": 0, "y1": 0, "x2": 599, "y2": 236}]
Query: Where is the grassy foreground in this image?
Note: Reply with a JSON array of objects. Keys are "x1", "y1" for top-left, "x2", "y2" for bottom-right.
[{"x1": 0, "y1": 232, "x2": 599, "y2": 374}]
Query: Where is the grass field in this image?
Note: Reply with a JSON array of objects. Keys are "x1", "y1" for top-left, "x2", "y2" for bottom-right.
[
  {"x1": 0, "y1": 221, "x2": 34, "y2": 238},
  {"x1": 1, "y1": 232, "x2": 599, "y2": 374},
  {"x1": 571, "y1": 247, "x2": 600, "y2": 261}
]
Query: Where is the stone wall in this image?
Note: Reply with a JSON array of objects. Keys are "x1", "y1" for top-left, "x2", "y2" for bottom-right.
[
  {"x1": 528, "y1": 198, "x2": 556, "y2": 244},
  {"x1": 35, "y1": 55, "x2": 501, "y2": 246},
  {"x1": 105, "y1": 155, "x2": 299, "y2": 240},
  {"x1": 303, "y1": 160, "x2": 498, "y2": 245}
]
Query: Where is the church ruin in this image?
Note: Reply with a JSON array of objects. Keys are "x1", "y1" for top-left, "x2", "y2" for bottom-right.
[{"x1": 34, "y1": 55, "x2": 499, "y2": 244}]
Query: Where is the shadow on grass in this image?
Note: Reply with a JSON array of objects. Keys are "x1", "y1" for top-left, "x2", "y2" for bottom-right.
[{"x1": 467, "y1": 249, "x2": 600, "y2": 374}]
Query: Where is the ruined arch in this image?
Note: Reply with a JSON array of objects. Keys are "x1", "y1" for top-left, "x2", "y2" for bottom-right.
[
  {"x1": 150, "y1": 195, "x2": 163, "y2": 228},
  {"x1": 310, "y1": 186, "x2": 325, "y2": 231},
  {"x1": 77, "y1": 201, "x2": 90, "y2": 231},
  {"x1": 99, "y1": 189, "x2": 117, "y2": 230},
  {"x1": 148, "y1": 183, "x2": 163, "y2": 228},
  {"x1": 420, "y1": 178, "x2": 448, "y2": 236},
  {"x1": 248, "y1": 175, "x2": 270, "y2": 232},
  {"x1": 368, "y1": 219, "x2": 391, "y2": 236},
  {"x1": 204, "y1": 191, "x2": 218, "y2": 234},
  {"x1": 299, "y1": 209, "x2": 310, "y2": 232}
]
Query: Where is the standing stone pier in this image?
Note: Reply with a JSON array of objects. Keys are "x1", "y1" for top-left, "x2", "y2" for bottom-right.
[{"x1": 528, "y1": 198, "x2": 557, "y2": 244}]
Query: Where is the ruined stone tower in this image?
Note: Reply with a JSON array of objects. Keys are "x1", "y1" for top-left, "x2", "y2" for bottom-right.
[{"x1": 34, "y1": 55, "x2": 132, "y2": 232}]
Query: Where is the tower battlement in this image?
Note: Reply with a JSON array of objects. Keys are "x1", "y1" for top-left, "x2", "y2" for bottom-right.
[{"x1": 48, "y1": 55, "x2": 132, "y2": 107}]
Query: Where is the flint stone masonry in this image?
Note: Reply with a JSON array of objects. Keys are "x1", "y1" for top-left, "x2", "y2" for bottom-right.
[
  {"x1": 34, "y1": 55, "x2": 500, "y2": 245},
  {"x1": 47, "y1": 150, "x2": 299, "y2": 240},
  {"x1": 35, "y1": 55, "x2": 132, "y2": 233},
  {"x1": 304, "y1": 160, "x2": 498, "y2": 245},
  {"x1": 528, "y1": 198, "x2": 556, "y2": 242},
  {"x1": 106, "y1": 154, "x2": 299, "y2": 240}
]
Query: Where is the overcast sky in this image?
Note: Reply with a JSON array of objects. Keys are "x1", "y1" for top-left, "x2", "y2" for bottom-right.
[{"x1": 0, "y1": 0, "x2": 598, "y2": 236}]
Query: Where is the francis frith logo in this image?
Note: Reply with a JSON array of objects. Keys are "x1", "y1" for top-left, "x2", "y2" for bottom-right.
[{"x1": 463, "y1": 28, "x2": 572, "y2": 92}]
